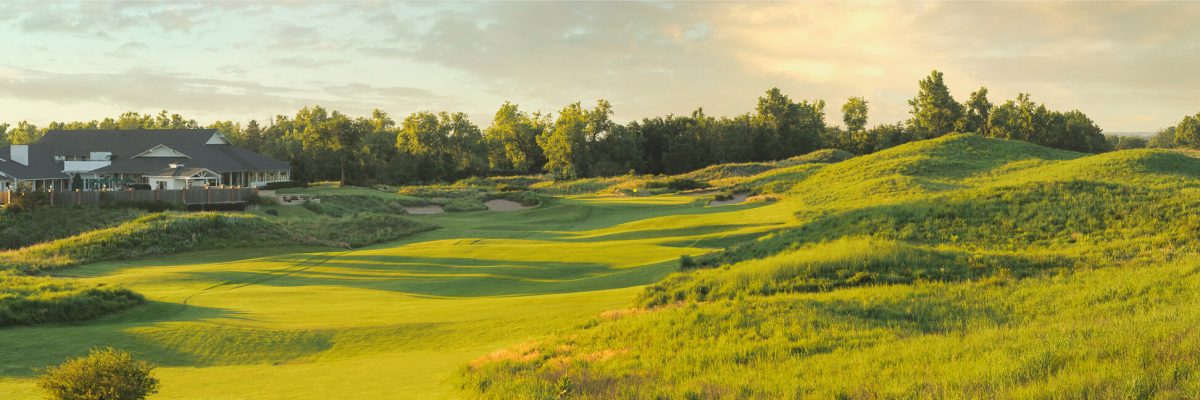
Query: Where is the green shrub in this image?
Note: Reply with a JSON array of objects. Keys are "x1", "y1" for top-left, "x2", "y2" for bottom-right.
[
  {"x1": 38, "y1": 347, "x2": 159, "y2": 400},
  {"x1": 443, "y1": 197, "x2": 488, "y2": 212},
  {"x1": 665, "y1": 178, "x2": 706, "y2": 191},
  {"x1": 260, "y1": 181, "x2": 307, "y2": 191}
]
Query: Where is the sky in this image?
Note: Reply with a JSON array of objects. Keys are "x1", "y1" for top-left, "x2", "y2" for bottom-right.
[{"x1": 0, "y1": 1, "x2": 1197, "y2": 133}]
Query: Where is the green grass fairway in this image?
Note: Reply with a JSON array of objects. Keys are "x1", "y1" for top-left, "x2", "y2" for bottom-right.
[{"x1": 0, "y1": 195, "x2": 793, "y2": 399}]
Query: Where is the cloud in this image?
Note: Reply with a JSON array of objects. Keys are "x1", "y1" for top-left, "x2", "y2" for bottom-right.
[{"x1": 1, "y1": 1, "x2": 1199, "y2": 131}]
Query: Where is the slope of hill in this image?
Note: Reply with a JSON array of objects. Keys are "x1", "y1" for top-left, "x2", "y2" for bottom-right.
[{"x1": 459, "y1": 134, "x2": 1200, "y2": 399}]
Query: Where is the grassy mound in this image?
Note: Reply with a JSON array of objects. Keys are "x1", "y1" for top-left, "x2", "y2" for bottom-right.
[
  {"x1": 0, "y1": 207, "x2": 145, "y2": 250},
  {"x1": 280, "y1": 213, "x2": 437, "y2": 248},
  {"x1": 789, "y1": 133, "x2": 1083, "y2": 207},
  {"x1": 459, "y1": 134, "x2": 1200, "y2": 398},
  {"x1": 638, "y1": 238, "x2": 1067, "y2": 308},
  {"x1": 460, "y1": 258, "x2": 1200, "y2": 399},
  {"x1": 0, "y1": 212, "x2": 297, "y2": 274},
  {"x1": 0, "y1": 274, "x2": 143, "y2": 327}
]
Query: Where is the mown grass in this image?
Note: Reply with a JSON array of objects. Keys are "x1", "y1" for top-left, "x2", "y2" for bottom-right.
[{"x1": 0, "y1": 187, "x2": 791, "y2": 399}]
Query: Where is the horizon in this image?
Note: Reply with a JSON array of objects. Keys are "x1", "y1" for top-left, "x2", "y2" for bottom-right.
[{"x1": 2, "y1": 2, "x2": 1198, "y2": 133}]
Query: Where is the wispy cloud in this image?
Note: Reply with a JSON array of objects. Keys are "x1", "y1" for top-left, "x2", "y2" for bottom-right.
[{"x1": 0, "y1": 1, "x2": 1197, "y2": 131}]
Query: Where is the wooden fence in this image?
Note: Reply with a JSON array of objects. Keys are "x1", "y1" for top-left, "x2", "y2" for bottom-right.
[{"x1": 0, "y1": 187, "x2": 258, "y2": 206}]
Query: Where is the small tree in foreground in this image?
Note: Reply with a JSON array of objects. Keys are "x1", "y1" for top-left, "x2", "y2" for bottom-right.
[{"x1": 38, "y1": 347, "x2": 159, "y2": 400}]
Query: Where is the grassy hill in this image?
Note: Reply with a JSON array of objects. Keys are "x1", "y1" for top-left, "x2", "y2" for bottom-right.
[
  {"x1": 3, "y1": 133, "x2": 1199, "y2": 398},
  {"x1": 458, "y1": 134, "x2": 1200, "y2": 399}
]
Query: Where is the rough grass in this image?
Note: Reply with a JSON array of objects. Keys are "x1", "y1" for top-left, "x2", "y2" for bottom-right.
[
  {"x1": 458, "y1": 134, "x2": 1200, "y2": 399},
  {"x1": 0, "y1": 212, "x2": 297, "y2": 274},
  {"x1": 6, "y1": 134, "x2": 1200, "y2": 398},
  {"x1": 0, "y1": 207, "x2": 145, "y2": 250},
  {"x1": 0, "y1": 274, "x2": 143, "y2": 327}
]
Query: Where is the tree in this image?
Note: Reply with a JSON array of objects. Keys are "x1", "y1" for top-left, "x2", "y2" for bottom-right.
[
  {"x1": 962, "y1": 87, "x2": 993, "y2": 135},
  {"x1": 754, "y1": 88, "x2": 826, "y2": 160},
  {"x1": 1173, "y1": 113, "x2": 1200, "y2": 148},
  {"x1": 841, "y1": 97, "x2": 869, "y2": 133},
  {"x1": 7, "y1": 121, "x2": 41, "y2": 144},
  {"x1": 242, "y1": 119, "x2": 264, "y2": 151},
  {"x1": 539, "y1": 103, "x2": 588, "y2": 179},
  {"x1": 442, "y1": 112, "x2": 488, "y2": 179},
  {"x1": 38, "y1": 347, "x2": 158, "y2": 400},
  {"x1": 989, "y1": 93, "x2": 1045, "y2": 142},
  {"x1": 1148, "y1": 126, "x2": 1176, "y2": 148},
  {"x1": 397, "y1": 111, "x2": 452, "y2": 182},
  {"x1": 907, "y1": 70, "x2": 963, "y2": 138},
  {"x1": 485, "y1": 102, "x2": 546, "y2": 174}
]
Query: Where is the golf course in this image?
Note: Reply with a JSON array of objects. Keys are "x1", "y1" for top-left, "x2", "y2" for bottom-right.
[
  {"x1": 5, "y1": 133, "x2": 1200, "y2": 398},
  {"x1": 0, "y1": 191, "x2": 789, "y2": 398}
]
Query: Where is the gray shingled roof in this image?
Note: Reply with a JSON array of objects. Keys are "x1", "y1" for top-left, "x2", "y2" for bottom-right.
[
  {"x1": 0, "y1": 130, "x2": 290, "y2": 178},
  {"x1": 148, "y1": 166, "x2": 219, "y2": 178},
  {"x1": 0, "y1": 145, "x2": 71, "y2": 180}
]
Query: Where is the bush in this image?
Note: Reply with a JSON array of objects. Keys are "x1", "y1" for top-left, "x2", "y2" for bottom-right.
[
  {"x1": 487, "y1": 190, "x2": 541, "y2": 207},
  {"x1": 665, "y1": 178, "x2": 707, "y2": 191},
  {"x1": 38, "y1": 347, "x2": 159, "y2": 400},
  {"x1": 443, "y1": 197, "x2": 488, "y2": 212},
  {"x1": 678, "y1": 254, "x2": 697, "y2": 270},
  {"x1": 244, "y1": 193, "x2": 280, "y2": 206},
  {"x1": 260, "y1": 181, "x2": 306, "y2": 191},
  {"x1": 101, "y1": 200, "x2": 183, "y2": 213},
  {"x1": 495, "y1": 183, "x2": 530, "y2": 192},
  {"x1": 124, "y1": 183, "x2": 152, "y2": 191},
  {"x1": 185, "y1": 202, "x2": 247, "y2": 212}
]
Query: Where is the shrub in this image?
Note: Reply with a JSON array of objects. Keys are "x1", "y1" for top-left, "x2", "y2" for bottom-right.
[
  {"x1": 124, "y1": 183, "x2": 152, "y2": 191},
  {"x1": 38, "y1": 347, "x2": 159, "y2": 400},
  {"x1": 244, "y1": 193, "x2": 280, "y2": 206},
  {"x1": 101, "y1": 200, "x2": 183, "y2": 212},
  {"x1": 185, "y1": 202, "x2": 247, "y2": 212},
  {"x1": 260, "y1": 181, "x2": 306, "y2": 191},
  {"x1": 443, "y1": 197, "x2": 488, "y2": 212},
  {"x1": 678, "y1": 254, "x2": 697, "y2": 271},
  {"x1": 665, "y1": 178, "x2": 707, "y2": 191}
]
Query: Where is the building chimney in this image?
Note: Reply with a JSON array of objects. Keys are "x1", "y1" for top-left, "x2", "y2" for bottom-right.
[{"x1": 10, "y1": 145, "x2": 28, "y2": 166}]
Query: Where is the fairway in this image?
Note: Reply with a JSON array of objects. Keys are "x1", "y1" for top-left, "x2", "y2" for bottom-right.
[{"x1": 0, "y1": 195, "x2": 791, "y2": 399}]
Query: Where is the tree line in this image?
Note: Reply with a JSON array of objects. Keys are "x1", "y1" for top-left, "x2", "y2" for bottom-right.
[{"x1": 2, "y1": 70, "x2": 1197, "y2": 184}]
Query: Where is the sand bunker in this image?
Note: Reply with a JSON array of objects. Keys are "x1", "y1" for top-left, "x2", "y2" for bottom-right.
[
  {"x1": 485, "y1": 199, "x2": 534, "y2": 212},
  {"x1": 708, "y1": 193, "x2": 749, "y2": 206},
  {"x1": 404, "y1": 205, "x2": 445, "y2": 214}
]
